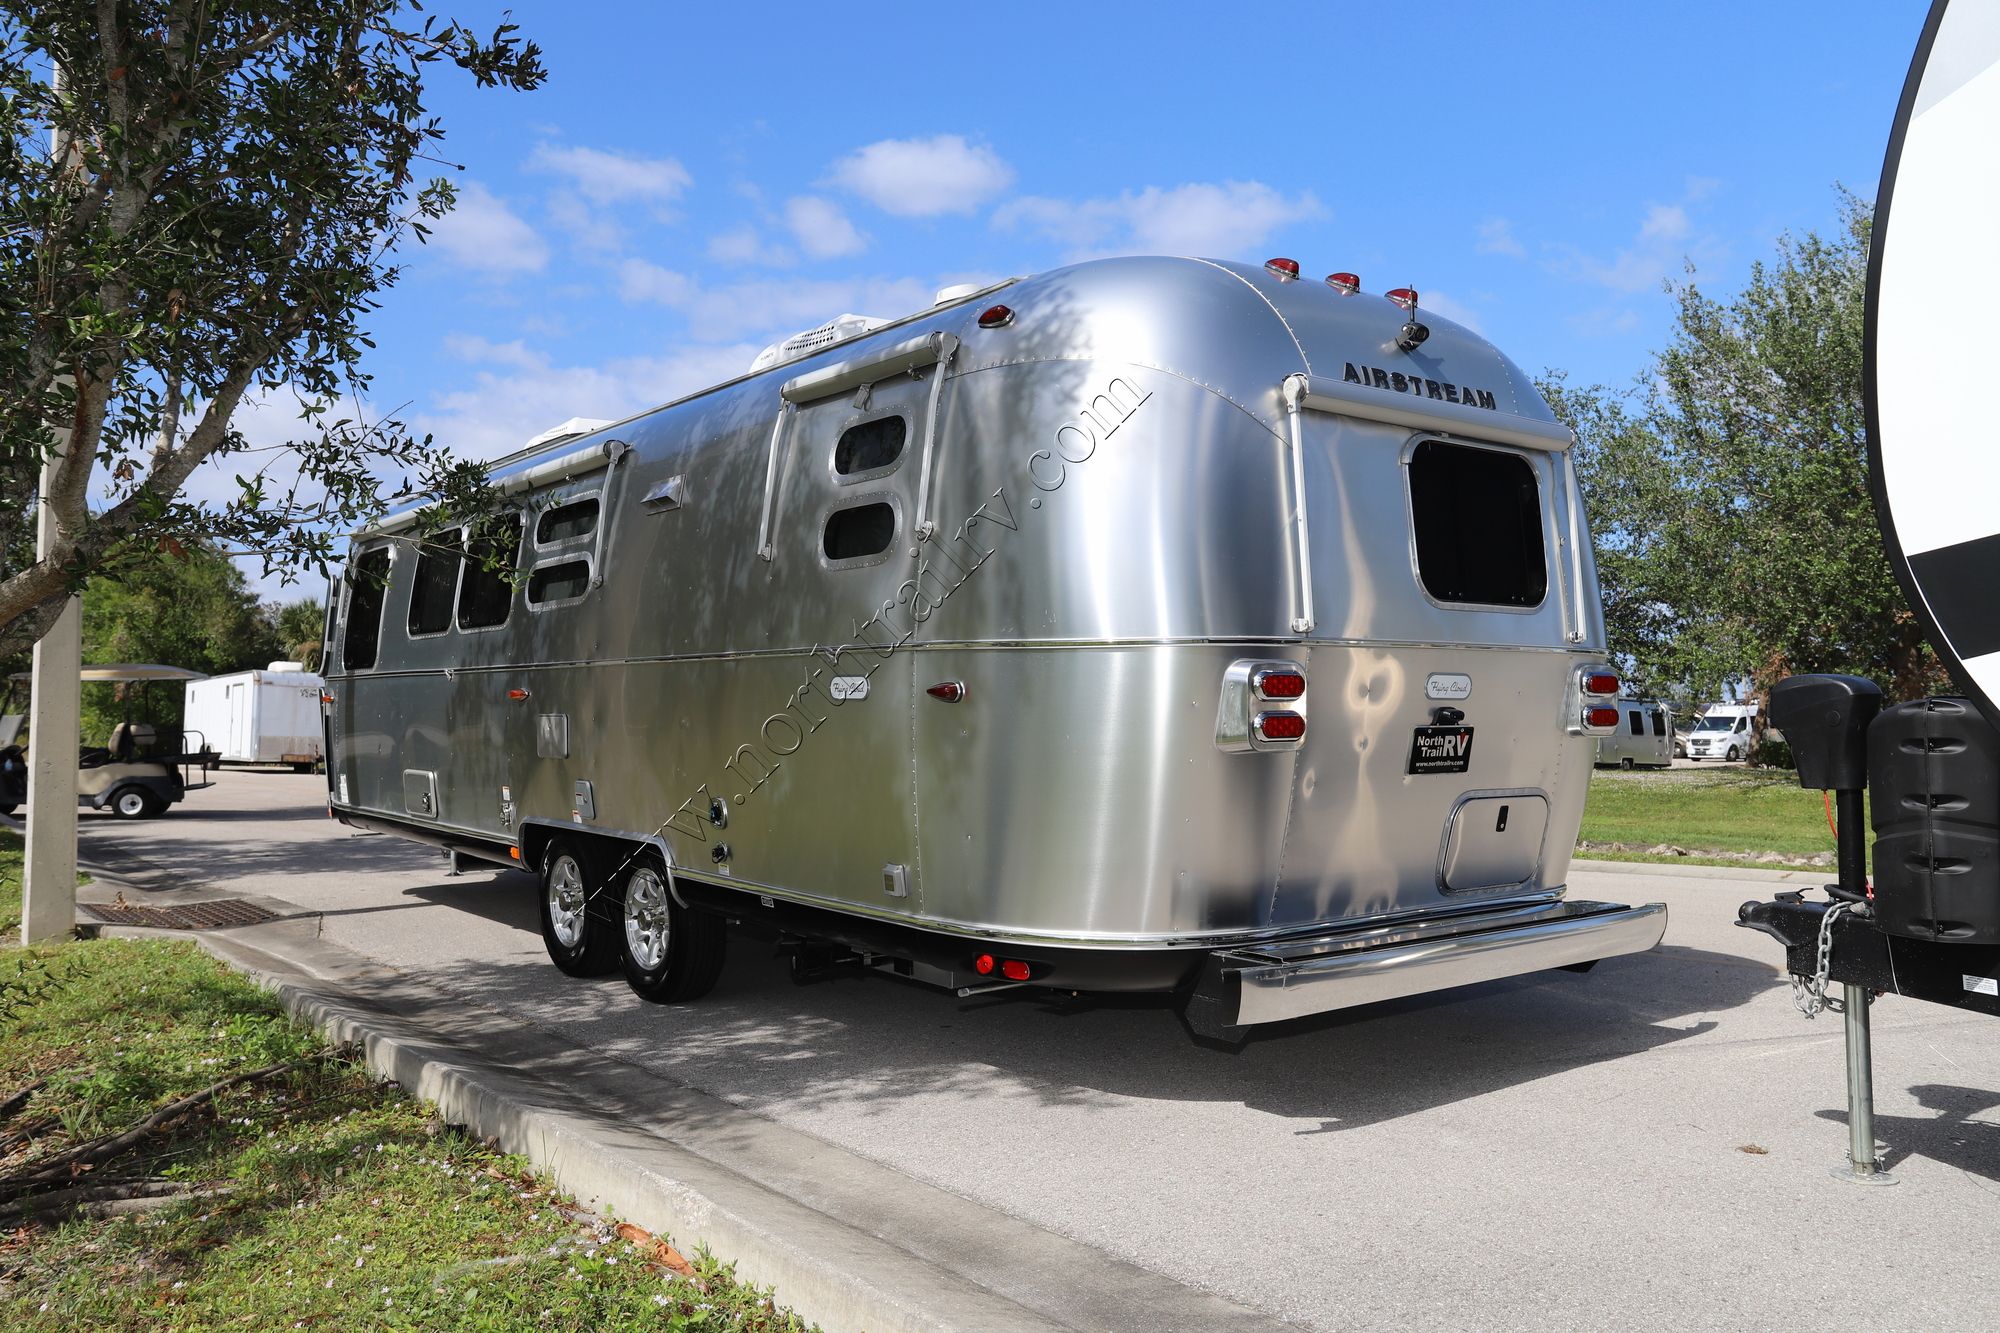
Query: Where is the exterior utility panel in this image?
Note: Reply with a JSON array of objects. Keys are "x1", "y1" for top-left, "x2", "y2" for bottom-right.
[{"x1": 324, "y1": 256, "x2": 1665, "y2": 1033}]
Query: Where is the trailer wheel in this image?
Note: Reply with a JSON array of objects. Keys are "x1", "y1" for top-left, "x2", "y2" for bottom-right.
[
  {"x1": 617, "y1": 850, "x2": 726, "y2": 1004},
  {"x1": 538, "y1": 838, "x2": 619, "y2": 977},
  {"x1": 110, "y1": 787, "x2": 162, "y2": 819},
  {"x1": 1621, "y1": 757, "x2": 1634, "y2": 770}
]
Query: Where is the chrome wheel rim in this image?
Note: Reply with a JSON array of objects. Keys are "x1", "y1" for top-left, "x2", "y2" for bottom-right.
[
  {"x1": 624, "y1": 867, "x2": 670, "y2": 972},
  {"x1": 546, "y1": 854, "x2": 587, "y2": 950}
]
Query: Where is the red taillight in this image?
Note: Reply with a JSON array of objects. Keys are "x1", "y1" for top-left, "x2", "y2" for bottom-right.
[
  {"x1": 507, "y1": 688, "x2": 530, "y2": 702},
  {"x1": 926, "y1": 680, "x2": 966, "y2": 703},
  {"x1": 974, "y1": 953, "x2": 995, "y2": 976},
  {"x1": 1325, "y1": 272, "x2": 1360, "y2": 294},
  {"x1": 977, "y1": 304, "x2": 1014, "y2": 329},
  {"x1": 1586, "y1": 706, "x2": 1620, "y2": 729},
  {"x1": 1265, "y1": 257, "x2": 1301, "y2": 280},
  {"x1": 1252, "y1": 668, "x2": 1306, "y2": 701},
  {"x1": 1583, "y1": 672, "x2": 1619, "y2": 697},
  {"x1": 1386, "y1": 286, "x2": 1418, "y2": 309},
  {"x1": 1000, "y1": 959, "x2": 1031, "y2": 982},
  {"x1": 1254, "y1": 711, "x2": 1307, "y2": 742}
]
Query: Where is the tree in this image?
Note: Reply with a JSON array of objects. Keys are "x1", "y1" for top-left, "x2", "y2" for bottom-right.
[
  {"x1": 76, "y1": 542, "x2": 280, "y2": 739},
  {"x1": 1545, "y1": 193, "x2": 1949, "y2": 707},
  {"x1": 0, "y1": 1, "x2": 544, "y2": 658},
  {"x1": 269, "y1": 595, "x2": 324, "y2": 670}
]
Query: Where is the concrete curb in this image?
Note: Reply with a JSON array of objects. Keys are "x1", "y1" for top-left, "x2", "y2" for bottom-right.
[
  {"x1": 76, "y1": 859, "x2": 1289, "y2": 1333},
  {"x1": 1572, "y1": 858, "x2": 1831, "y2": 884}
]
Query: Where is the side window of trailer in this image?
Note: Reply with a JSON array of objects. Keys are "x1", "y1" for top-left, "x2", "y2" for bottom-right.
[
  {"x1": 1651, "y1": 710, "x2": 1667, "y2": 737},
  {"x1": 342, "y1": 547, "x2": 392, "y2": 671},
  {"x1": 1628, "y1": 709, "x2": 1644, "y2": 736},
  {"x1": 822, "y1": 498, "x2": 898, "y2": 565},
  {"x1": 535, "y1": 495, "x2": 598, "y2": 546},
  {"x1": 833, "y1": 415, "x2": 907, "y2": 480},
  {"x1": 527, "y1": 558, "x2": 591, "y2": 606},
  {"x1": 1406, "y1": 440, "x2": 1548, "y2": 608},
  {"x1": 458, "y1": 514, "x2": 523, "y2": 630},
  {"x1": 407, "y1": 529, "x2": 464, "y2": 637}
]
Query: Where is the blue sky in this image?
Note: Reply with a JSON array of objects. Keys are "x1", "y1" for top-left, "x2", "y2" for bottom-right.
[{"x1": 233, "y1": 0, "x2": 1928, "y2": 599}]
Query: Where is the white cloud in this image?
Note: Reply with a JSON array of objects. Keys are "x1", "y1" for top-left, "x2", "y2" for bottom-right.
[
  {"x1": 708, "y1": 225, "x2": 777, "y2": 265},
  {"x1": 419, "y1": 345, "x2": 763, "y2": 460},
  {"x1": 1553, "y1": 190, "x2": 1721, "y2": 294},
  {"x1": 1418, "y1": 290, "x2": 1484, "y2": 334},
  {"x1": 613, "y1": 266, "x2": 942, "y2": 343},
  {"x1": 442, "y1": 334, "x2": 547, "y2": 372},
  {"x1": 528, "y1": 144, "x2": 692, "y2": 207},
  {"x1": 784, "y1": 196, "x2": 867, "y2": 259},
  {"x1": 994, "y1": 180, "x2": 1322, "y2": 260},
  {"x1": 827, "y1": 135, "x2": 1014, "y2": 217},
  {"x1": 1476, "y1": 217, "x2": 1525, "y2": 258},
  {"x1": 618, "y1": 258, "x2": 695, "y2": 305},
  {"x1": 427, "y1": 181, "x2": 548, "y2": 275}
]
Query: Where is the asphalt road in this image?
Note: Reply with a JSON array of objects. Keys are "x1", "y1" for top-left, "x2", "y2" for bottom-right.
[{"x1": 69, "y1": 770, "x2": 2000, "y2": 1331}]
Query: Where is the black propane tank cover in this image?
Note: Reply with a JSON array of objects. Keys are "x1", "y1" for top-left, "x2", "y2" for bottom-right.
[
  {"x1": 1767, "y1": 674, "x2": 1883, "y2": 791},
  {"x1": 1868, "y1": 697, "x2": 2000, "y2": 946}
]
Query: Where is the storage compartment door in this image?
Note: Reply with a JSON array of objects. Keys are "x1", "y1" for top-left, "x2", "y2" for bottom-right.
[{"x1": 1441, "y1": 794, "x2": 1548, "y2": 892}]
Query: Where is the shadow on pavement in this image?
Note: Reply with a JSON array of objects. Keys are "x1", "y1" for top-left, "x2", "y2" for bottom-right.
[
  {"x1": 384, "y1": 933, "x2": 1780, "y2": 1134},
  {"x1": 1816, "y1": 1082, "x2": 2000, "y2": 1183}
]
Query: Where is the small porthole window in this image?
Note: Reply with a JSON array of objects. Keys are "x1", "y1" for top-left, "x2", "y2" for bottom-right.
[
  {"x1": 536, "y1": 497, "x2": 599, "y2": 545},
  {"x1": 835, "y1": 417, "x2": 906, "y2": 476},
  {"x1": 527, "y1": 559, "x2": 591, "y2": 605},
  {"x1": 823, "y1": 501, "x2": 897, "y2": 562}
]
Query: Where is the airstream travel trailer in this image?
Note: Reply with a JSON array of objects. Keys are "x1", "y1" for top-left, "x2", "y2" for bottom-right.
[
  {"x1": 323, "y1": 255, "x2": 1667, "y2": 1039},
  {"x1": 1594, "y1": 700, "x2": 1673, "y2": 768}
]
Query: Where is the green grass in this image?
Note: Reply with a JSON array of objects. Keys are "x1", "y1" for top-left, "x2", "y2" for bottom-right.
[
  {"x1": 0, "y1": 936, "x2": 814, "y2": 1332},
  {"x1": 1578, "y1": 767, "x2": 1856, "y2": 869},
  {"x1": 0, "y1": 828, "x2": 18, "y2": 937}
]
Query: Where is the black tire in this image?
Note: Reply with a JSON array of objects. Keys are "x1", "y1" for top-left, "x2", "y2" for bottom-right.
[
  {"x1": 0, "y1": 804, "x2": 15, "y2": 816},
  {"x1": 1621, "y1": 757, "x2": 1634, "y2": 770},
  {"x1": 1725, "y1": 745, "x2": 1741, "y2": 762},
  {"x1": 109, "y1": 786, "x2": 163, "y2": 819},
  {"x1": 538, "y1": 837, "x2": 620, "y2": 977},
  {"x1": 616, "y1": 850, "x2": 726, "y2": 1003}
]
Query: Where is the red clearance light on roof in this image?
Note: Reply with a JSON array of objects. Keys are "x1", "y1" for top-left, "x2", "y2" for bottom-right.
[
  {"x1": 1325, "y1": 272, "x2": 1360, "y2": 294},
  {"x1": 1000, "y1": 959, "x2": 1032, "y2": 982},
  {"x1": 1252, "y1": 668, "x2": 1307, "y2": 701},
  {"x1": 1386, "y1": 287, "x2": 1418, "y2": 310},
  {"x1": 974, "y1": 953, "x2": 996, "y2": 976},
  {"x1": 1254, "y1": 711, "x2": 1307, "y2": 743},
  {"x1": 977, "y1": 303, "x2": 1015, "y2": 329},
  {"x1": 1584, "y1": 672, "x2": 1620, "y2": 697},
  {"x1": 1586, "y1": 705, "x2": 1621, "y2": 729},
  {"x1": 926, "y1": 680, "x2": 967, "y2": 703},
  {"x1": 1264, "y1": 257, "x2": 1301, "y2": 280}
]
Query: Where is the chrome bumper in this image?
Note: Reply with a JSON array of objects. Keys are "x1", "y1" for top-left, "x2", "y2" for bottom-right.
[{"x1": 1186, "y1": 899, "x2": 1668, "y2": 1037}]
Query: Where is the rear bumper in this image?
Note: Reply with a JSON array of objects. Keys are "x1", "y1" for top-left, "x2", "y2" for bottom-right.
[{"x1": 1187, "y1": 899, "x2": 1667, "y2": 1037}]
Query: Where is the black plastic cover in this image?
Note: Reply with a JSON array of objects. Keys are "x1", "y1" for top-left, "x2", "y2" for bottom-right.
[
  {"x1": 1768, "y1": 674, "x2": 1883, "y2": 790},
  {"x1": 1869, "y1": 697, "x2": 2000, "y2": 945}
]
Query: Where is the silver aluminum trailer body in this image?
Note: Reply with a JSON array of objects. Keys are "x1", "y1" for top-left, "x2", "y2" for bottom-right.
[
  {"x1": 1594, "y1": 699, "x2": 1673, "y2": 769},
  {"x1": 323, "y1": 255, "x2": 1665, "y2": 1034}
]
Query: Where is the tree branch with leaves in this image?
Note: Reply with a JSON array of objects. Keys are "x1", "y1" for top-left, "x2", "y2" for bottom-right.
[{"x1": 0, "y1": 0, "x2": 544, "y2": 657}]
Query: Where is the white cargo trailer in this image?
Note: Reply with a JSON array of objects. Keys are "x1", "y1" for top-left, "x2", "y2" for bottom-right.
[{"x1": 182, "y1": 662, "x2": 325, "y2": 769}]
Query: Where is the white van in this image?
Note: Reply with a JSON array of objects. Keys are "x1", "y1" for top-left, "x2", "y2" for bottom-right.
[
  {"x1": 1595, "y1": 700, "x2": 1673, "y2": 768},
  {"x1": 1685, "y1": 704, "x2": 1756, "y2": 762}
]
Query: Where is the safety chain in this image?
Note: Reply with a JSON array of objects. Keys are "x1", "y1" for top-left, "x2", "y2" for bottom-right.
[{"x1": 1791, "y1": 898, "x2": 1875, "y2": 1018}]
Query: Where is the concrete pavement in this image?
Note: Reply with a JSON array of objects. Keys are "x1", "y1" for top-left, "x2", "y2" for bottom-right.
[{"x1": 54, "y1": 770, "x2": 2000, "y2": 1331}]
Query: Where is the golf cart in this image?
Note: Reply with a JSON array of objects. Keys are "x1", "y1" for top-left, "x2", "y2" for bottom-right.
[{"x1": 0, "y1": 664, "x2": 218, "y2": 819}]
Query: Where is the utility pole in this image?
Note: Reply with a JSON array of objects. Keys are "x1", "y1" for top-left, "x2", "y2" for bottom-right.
[{"x1": 22, "y1": 61, "x2": 79, "y2": 946}]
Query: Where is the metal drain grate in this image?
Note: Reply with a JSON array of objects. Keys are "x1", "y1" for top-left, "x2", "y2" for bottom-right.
[{"x1": 80, "y1": 898, "x2": 278, "y2": 931}]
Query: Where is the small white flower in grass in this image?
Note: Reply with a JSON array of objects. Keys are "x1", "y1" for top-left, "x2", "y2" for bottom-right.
[
  {"x1": 354, "y1": 1256, "x2": 364, "y2": 1268},
  {"x1": 324, "y1": 1280, "x2": 334, "y2": 1289},
  {"x1": 172, "y1": 1281, "x2": 184, "y2": 1290},
  {"x1": 652, "y1": 1294, "x2": 670, "y2": 1306}
]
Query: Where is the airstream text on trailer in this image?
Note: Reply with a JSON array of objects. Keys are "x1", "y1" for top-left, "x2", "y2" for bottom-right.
[{"x1": 323, "y1": 255, "x2": 1667, "y2": 1038}]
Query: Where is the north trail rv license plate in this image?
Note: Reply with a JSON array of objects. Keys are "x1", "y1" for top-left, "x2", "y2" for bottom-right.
[{"x1": 1407, "y1": 725, "x2": 1475, "y2": 775}]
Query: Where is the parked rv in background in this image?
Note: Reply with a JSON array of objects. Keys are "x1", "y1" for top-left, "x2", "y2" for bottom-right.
[
  {"x1": 183, "y1": 662, "x2": 325, "y2": 770},
  {"x1": 1595, "y1": 700, "x2": 1673, "y2": 769},
  {"x1": 1684, "y1": 703, "x2": 1757, "y2": 762}
]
